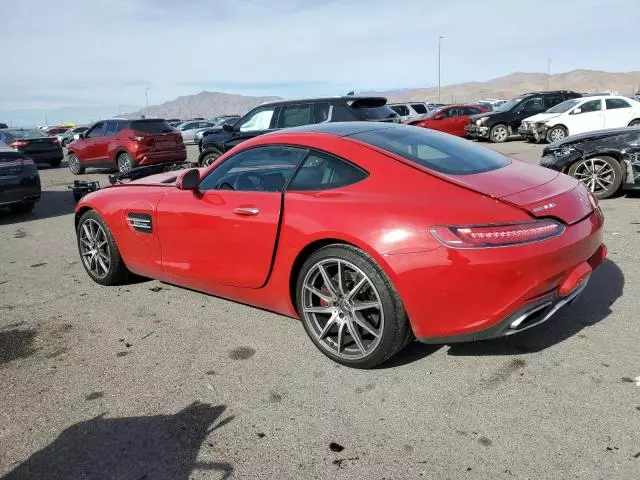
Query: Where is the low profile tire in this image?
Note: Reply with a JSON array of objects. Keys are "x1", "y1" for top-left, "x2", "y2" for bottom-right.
[
  {"x1": 199, "y1": 149, "x2": 222, "y2": 167},
  {"x1": 117, "y1": 152, "x2": 135, "y2": 173},
  {"x1": 628, "y1": 119, "x2": 640, "y2": 127},
  {"x1": 9, "y1": 202, "x2": 35, "y2": 214},
  {"x1": 568, "y1": 156, "x2": 622, "y2": 200},
  {"x1": 546, "y1": 125, "x2": 567, "y2": 143},
  {"x1": 489, "y1": 124, "x2": 509, "y2": 143},
  {"x1": 296, "y1": 244, "x2": 411, "y2": 369},
  {"x1": 76, "y1": 210, "x2": 129, "y2": 286},
  {"x1": 68, "y1": 153, "x2": 85, "y2": 175}
]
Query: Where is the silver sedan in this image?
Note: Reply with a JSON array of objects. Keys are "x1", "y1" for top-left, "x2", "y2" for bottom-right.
[{"x1": 176, "y1": 121, "x2": 218, "y2": 144}]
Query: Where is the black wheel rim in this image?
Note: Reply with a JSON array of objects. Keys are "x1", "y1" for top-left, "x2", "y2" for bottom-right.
[{"x1": 203, "y1": 153, "x2": 220, "y2": 166}]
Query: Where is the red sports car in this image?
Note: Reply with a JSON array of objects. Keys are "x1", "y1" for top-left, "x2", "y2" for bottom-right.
[
  {"x1": 74, "y1": 122, "x2": 606, "y2": 368},
  {"x1": 406, "y1": 104, "x2": 490, "y2": 137}
]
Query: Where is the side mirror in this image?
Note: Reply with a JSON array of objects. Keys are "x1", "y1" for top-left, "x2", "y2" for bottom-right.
[
  {"x1": 178, "y1": 169, "x2": 200, "y2": 191},
  {"x1": 572, "y1": 108, "x2": 582, "y2": 115},
  {"x1": 222, "y1": 123, "x2": 236, "y2": 132}
]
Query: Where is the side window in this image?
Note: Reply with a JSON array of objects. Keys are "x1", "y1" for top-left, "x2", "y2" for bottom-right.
[
  {"x1": 605, "y1": 98, "x2": 631, "y2": 110},
  {"x1": 314, "y1": 102, "x2": 331, "y2": 123},
  {"x1": 238, "y1": 107, "x2": 276, "y2": 132},
  {"x1": 277, "y1": 104, "x2": 313, "y2": 128},
  {"x1": 579, "y1": 100, "x2": 602, "y2": 113},
  {"x1": 86, "y1": 122, "x2": 105, "y2": 138},
  {"x1": 288, "y1": 151, "x2": 368, "y2": 191},
  {"x1": 438, "y1": 108, "x2": 453, "y2": 118},
  {"x1": 461, "y1": 107, "x2": 479, "y2": 116},
  {"x1": 198, "y1": 146, "x2": 306, "y2": 192},
  {"x1": 411, "y1": 104, "x2": 428, "y2": 114},
  {"x1": 104, "y1": 121, "x2": 118, "y2": 136},
  {"x1": 114, "y1": 121, "x2": 128, "y2": 134},
  {"x1": 520, "y1": 98, "x2": 544, "y2": 113},
  {"x1": 390, "y1": 105, "x2": 409, "y2": 116},
  {"x1": 544, "y1": 95, "x2": 564, "y2": 109}
]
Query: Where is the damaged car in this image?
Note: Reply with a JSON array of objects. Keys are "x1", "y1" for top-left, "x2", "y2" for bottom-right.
[
  {"x1": 520, "y1": 96, "x2": 640, "y2": 143},
  {"x1": 541, "y1": 126, "x2": 640, "y2": 199}
]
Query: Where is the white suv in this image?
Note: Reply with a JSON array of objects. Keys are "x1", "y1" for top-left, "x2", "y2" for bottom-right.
[
  {"x1": 387, "y1": 103, "x2": 430, "y2": 121},
  {"x1": 520, "y1": 95, "x2": 640, "y2": 143}
]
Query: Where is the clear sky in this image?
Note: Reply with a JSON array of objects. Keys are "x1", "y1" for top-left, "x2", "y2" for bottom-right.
[{"x1": 1, "y1": 0, "x2": 638, "y2": 123}]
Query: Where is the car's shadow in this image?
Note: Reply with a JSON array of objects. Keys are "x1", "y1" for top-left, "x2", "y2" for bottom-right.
[
  {"x1": 3, "y1": 402, "x2": 234, "y2": 480},
  {"x1": 385, "y1": 259, "x2": 623, "y2": 365},
  {"x1": 0, "y1": 190, "x2": 77, "y2": 226}
]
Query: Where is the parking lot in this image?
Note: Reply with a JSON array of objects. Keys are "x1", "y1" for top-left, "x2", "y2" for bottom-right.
[{"x1": 1, "y1": 141, "x2": 639, "y2": 479}]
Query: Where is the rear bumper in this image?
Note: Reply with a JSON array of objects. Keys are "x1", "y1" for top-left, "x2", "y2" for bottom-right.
[
  {"x1": 465, "y1": 124, "x2": 489, "y2": 138},
  {"x1": 0, "y1": 180, "x2": 41, "y2": 206},
  {"x1": 136, "y1": 148, "x2": 187, "y2": 166},
  {"x1": 24, "y1": 150, "x2": 64, "y2": 162},
  {"x1": 385, "y1": 212, "x2": 605, "y2": 341}
]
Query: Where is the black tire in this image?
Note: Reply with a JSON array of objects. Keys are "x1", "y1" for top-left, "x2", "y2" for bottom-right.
[
  {"x1": 117, "y1": 152, "x2": 135, "y2": 173},
  {"x1": 628, "y1": 119, "x2": 640, "y2": 127},
  {"x1": 199, "y1": 149, "x2": 222, "y2": 167},
  {"x1": 9, "y1": 202, "x2": 35, "y2": 214},
  {"x1": 76, "y1": 210, "x2": 130, "y2": 286},
  {"x1": 489, "y1": 124, "x2": 509, "y2": 143},
  {"x1": 568, "y1": 156, "x2": 622, "y2": 200},
  {"x1": 295, "y1": 244, "x2": 411, "y2": 369},
  {"x1": 49, "y1": 158, "x2": 62, "y2": 168},
  {"x1": 68, "y1": 153, "x2": 85, "y2": 175},
  {"x1": 546, "y1": 125, "x2": 567, "y2": 144}
]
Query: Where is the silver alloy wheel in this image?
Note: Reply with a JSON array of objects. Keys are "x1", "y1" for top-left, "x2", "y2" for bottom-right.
[
  {"x1": 572, "y1": 158, "x2": 615, "y2": 194},
  {"x1": 68, "y1": 154, "x2": 80, "y2": 173},
  {"x1": 118, "y1": 153, "x2": 133, "y2": 172},
  {"x1": 302, "y1": 258, "x2": 384, "y2": 360},
  {"x1": 549, "y1": 127, "x2": 566, "y2": 142},
  {"x1": 79, "y1": 219, "x2": 111, "y2": 279},
  {"x1": 492, "y1": 125, "x2": 508, "y2": 142}
]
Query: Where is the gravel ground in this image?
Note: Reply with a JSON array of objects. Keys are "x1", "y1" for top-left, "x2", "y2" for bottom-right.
[{"x1": 1, "y1": 142, "x2": 639, "y2": 479}]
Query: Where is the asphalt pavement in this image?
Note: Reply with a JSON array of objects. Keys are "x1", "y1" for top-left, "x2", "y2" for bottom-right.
[{"x1": 1, "y1": 142, "x2": 639, "y2": 479}]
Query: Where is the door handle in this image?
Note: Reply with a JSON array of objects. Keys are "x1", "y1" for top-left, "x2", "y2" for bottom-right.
[{"x1": 233, "y1": 207, "x2": 259, "y2": 216}]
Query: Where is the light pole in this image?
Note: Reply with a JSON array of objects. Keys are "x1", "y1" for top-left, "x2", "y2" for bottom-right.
[
  {"x1": 145, "y1": 87, "x2": 150, "y2": 117},
  {"x1": 438, "y1": 35, "x2": 444, "y2": 103},
  {"x1": 547, "y1": 58, "x2": 551, "y2": 90}
]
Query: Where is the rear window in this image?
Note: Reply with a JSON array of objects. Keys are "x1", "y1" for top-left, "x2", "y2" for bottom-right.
[
  {"x1": 351, "y1": 105, "x2": 399, "y2": 120},
  {"x1": 350, "y1": 126, "x2": 510, "y2": 175},
  {"x1": 411, "y1": 104, "x2": 428, "y2": 114},
  {"x1": 0, "y1": 129, "x2": 46, "y2": 142},
  {"x1": 129, "y1": 120, "x2": 174, "y2": 134}
]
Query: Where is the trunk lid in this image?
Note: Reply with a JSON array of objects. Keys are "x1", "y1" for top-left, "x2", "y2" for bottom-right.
[
  {"x1": 439, "y1": 159, "x2": 594, "y2": 225},
  {"x1": 20, "y1": 137, "x2": 59, "y2": 153}
]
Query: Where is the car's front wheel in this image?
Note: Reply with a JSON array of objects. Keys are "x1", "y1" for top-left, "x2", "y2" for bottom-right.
[
  {"x1": 199, "y1": 149, "x2": 222, "y2": 167},
  {"x1": 76, "y1": 210, "x2": 130, "y2": 285},
  {"x1": 546, "y1": 125, "x2": 567, "y2": 143},
  {"x1": 68, "y1": 153, "x2": 85, "y2": 175},
  {"x1": 489, "y1": 124, "x2": 509, "y2": 143},
  {"x1": 628, "y1": 119, "x2": 640, "y2": 127},
  {"x1": 296, "y1": 244, "x2": 412, "y2": 368},
  {"x1": 568, "y1": 156, "x2": 622, "y2": 199}
]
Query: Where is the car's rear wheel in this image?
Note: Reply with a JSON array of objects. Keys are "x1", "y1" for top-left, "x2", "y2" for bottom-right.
[
  {"x1": 296, "y1": 245, "x2": 411, "y2": 369},
  {"x1": 77, "y1": 210, "x2": 129, "y2": 285},
  {"x1": 200, "y1": 149, "x2": 222, "y2": 167},
  {"x1": 568, "y1": 156, "x2": 622, "y2": 199},
  {"x1": 117, "y1": 152, "x2": 134, "y2": 173},
  {"x1": 68, "y1": 153, "x2": 85, "y2": 175},
  {"x1": 489, "y1": 124, "x2": 509, "y2": 143},
  {"x1": 546, "y1": 125, "x2": 567, "y2": 143},
  {"x1": 9, "y1": 202, "x2": 35, "y2": 214}
]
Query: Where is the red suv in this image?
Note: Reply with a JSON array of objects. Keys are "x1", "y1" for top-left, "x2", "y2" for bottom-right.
[{"x1": 67, "y1": 118, "x2": 186, "y2": 174}]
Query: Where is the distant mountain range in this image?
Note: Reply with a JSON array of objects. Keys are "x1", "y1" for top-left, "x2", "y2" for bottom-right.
[{"x1": 123, "y1": 70, "x2": 640, "y2": 120}]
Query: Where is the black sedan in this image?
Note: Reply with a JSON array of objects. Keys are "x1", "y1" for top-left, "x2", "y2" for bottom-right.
[
  {"x1": 541, "y1": 127, "x2": 640, "y2": 199},
  {"x1": 0, "y1": 143, "x2": 41, "y2": 213},
  {"x1": 0, "y1": 128, "x2": 64, "y2": 167}
]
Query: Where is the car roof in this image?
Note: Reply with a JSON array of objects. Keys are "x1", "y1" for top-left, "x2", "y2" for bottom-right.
[
  {"x1": 273, "y1": 121, "x2": 399, "y2": 137},
  {"x1": 261, "y1": 95, "x2": 388, "y2": 106}
]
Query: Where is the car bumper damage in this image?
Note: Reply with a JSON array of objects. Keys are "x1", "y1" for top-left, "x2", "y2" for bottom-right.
[
  {"x1": 519, "y1": 122, "x2": 548, "y2": 141},
  {"x1": 464, "y1": 124, "x2": 489, "y2": 138}
]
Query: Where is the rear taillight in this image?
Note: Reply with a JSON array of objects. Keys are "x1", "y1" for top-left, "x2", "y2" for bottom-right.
[
  {"x1": 9, "y1": 140, "x2": 28, "y2": 149},
  {"x1": 431, "y1": 220, "x2": 565, "y2": 248},
  {"x1": 129, "y1": 135, "x2": 145, "y2": 142},
  {"x1": 51, "y1": 137, "x2": 59, "y2": 144},
  {"x1": 587, "y1": 191, "x2": 599, "y2": 210}
]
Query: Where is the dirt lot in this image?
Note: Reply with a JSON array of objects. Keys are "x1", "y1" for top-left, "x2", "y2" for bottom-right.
[{"x1": 1, "y1": 142, "x2": 639, "y2": 479}]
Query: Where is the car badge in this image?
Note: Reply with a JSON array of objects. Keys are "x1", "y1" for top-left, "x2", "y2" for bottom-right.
[{"x1": 533, "y1": 203, "x2": 557, "y2": 213}]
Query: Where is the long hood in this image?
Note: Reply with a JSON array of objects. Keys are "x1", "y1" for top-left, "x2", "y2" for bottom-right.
[
  {"x1": 549, "y1": 126, "x2": 640, "y2": 148},
  {"x1": 468, "y1": 111, "x2": 503, "y2": 122}
]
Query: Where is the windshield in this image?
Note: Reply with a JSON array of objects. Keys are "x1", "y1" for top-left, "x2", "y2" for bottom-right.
[
  {"x1": 546, "y1": 99, "x2": 581, "y2": 114},
  {"x1": 350, "y1": 125, "x2": 509, "y2": 175},
  {"x1": 494, "y1": 97, "x2": 523, "y2": 112},
  {"x1": 421, "y1": 107, "x2": 446, "y2": 119}
]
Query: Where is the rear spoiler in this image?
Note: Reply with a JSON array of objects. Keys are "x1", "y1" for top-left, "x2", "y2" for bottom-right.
[{"x1": 108, "y1": 161, "x2": 193, "y2": 185}]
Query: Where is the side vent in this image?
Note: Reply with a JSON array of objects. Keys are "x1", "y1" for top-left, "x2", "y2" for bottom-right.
[{"x1": 127, "y1": 213, "x2": 152, "y2": 233}]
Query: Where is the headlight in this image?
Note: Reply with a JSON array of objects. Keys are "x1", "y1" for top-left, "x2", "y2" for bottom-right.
[
  {"x1": 476, "y1": 117, "x2": 489, "y2": 126},
  {"x1": 553, "y1": 146, "x2": 577, "y2": 157}
]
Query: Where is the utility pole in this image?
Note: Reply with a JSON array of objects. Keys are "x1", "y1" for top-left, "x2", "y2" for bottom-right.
[
  {"x1": 145, "y1": 87, "x2": 150, "y2": 117},
  {"x1": 438, "y1": 35, "x2": 444, "y2": 103},
  {"x1": 547, "y1": 58, "x2": 551, "y2": 89}
]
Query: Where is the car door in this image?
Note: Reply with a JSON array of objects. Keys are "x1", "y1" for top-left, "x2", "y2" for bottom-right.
[
  {"x1": 603, "y1": 98, "x2": 635, "y2": 128},
  {"x1": 78, "y1": 122, "x2": 105, "y2": 163},
  {"x1": 568, "y1": 99, "x2": 605, "y2": 134},
  {"x1": 513, "y1": 97, "x2": 544, "y2": 130},
  {"x1": 156, "y1": 145, "x2": 307, "y2": 289},
  {"x1": 432, "y1": 107, "x2": 459, "y2": 134},
  {"x1": 223, "y1": 105, "x2": 279, "y2": 151},
  {"x1": 458, "y1": 107, "x2": 483, "y2": 136}
]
